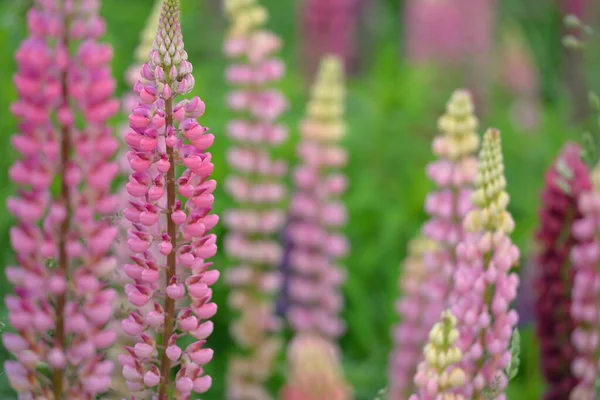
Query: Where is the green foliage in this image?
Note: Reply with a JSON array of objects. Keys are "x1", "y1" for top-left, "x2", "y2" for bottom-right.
[{"x1": 506, "y1": 329, "x2": 521, "y2": 382}]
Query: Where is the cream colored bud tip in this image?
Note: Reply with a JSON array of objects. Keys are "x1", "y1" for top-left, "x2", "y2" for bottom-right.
[
  {"x1": 320, "y1": 54, "x2": 343, "y2": 73},
  {"x1": 484, "y1": 128, "x2": 501, "y2": 142}
]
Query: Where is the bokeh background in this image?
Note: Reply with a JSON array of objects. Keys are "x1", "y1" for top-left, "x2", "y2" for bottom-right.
[{"x1": 0, "y1": 0, "x2": 599, "y2": 398}]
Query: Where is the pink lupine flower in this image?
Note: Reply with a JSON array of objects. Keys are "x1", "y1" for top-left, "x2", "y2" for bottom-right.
[
  {"x1": 4, "y1": 0, "x2": 119, "y2": 398},
  {"x1": 535, "y1": 144, "x2": 590, "y2": 400},
  {"x1": 223, "y1": 0, "x2": 288, "y2": 398},
  {"x1": 570, "y1": 163, "x2": 600, "y2": 399},
  {"x1": 409, "y1": 310, "x2": 467, "y2": 400},
  {"x1": 121, "y1": 0, "x2": 219, "y2": 398},
  {"x1": 450, "y1": 129, "x2": 520, "y2": 399},
  {"x1": 300, "y1": 0, "x2": 362, "y2": 77},
  {"x1": 389, "y1": 90, "x2": 479, "y2": 400},
  {"x1": 286, "y1": 56, "x2": 348, "y2": 343},
  {"x1": 280, "y1": 333, "x2": 352, "y2": 400}
]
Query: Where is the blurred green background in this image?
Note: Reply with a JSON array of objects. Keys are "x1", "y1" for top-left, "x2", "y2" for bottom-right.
[{"x1": 0, "y1": 0, "x2": 599, "y2": 398}]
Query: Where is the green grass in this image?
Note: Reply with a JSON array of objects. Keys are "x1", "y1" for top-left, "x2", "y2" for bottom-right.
[{"x1": 0, "y1": 0, "x2": 598, "y2": 398}]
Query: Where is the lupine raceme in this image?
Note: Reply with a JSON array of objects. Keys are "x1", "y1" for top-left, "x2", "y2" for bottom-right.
[
  {"x1": 450, "y1": 129, "x2": 520, "y2": 399},
  {"x1": 286, "y1": 55, "x2": 349, "y2": 342},
  {"x1": 120, "y1": 0, "x2": 219, "y2": 397},
  {"x1": 570, "y1": 162, "x2": 600, "y2": 399},
  {"x1": 3, "y1": 0, "x2": 120, "y2": 398},
  {"x1": 409, "y1": 310, "x2": 467, "y2": 400},
  {"x1": 535, "y1": 144, "x2": 590, "y2": 400},
  {"x1": 300, "y1": 0, "x2": 362, "y2": 77},
  {"x1": 280, "y1": 333, "x2": 351, "y2": 400},
  {"x1": 223, "y1": 0, "x2": 288, "y2": 398},
  {"x1": 389, "y1": 89, "x2": 478, "y2": 400}
]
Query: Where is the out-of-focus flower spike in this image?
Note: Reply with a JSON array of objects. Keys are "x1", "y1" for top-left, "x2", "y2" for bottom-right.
[
  {"x1": 450, "y1": 129, "x2": 520, "y2": 398},
  {"x1": 223, "y1": 0, "x2": 288, "y2": 398},
  {"x1": 389, "y1": 90, "x2": 478, "y2": 400},
  {"x1": 280, "y1": 333, "x2": 352, "y2": 400}
]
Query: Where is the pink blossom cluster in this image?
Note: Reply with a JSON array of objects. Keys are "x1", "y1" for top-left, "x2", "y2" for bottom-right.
[
  {"x1": 119, "y1": 0, "x2": 219, "y2": 397},
  {"x1": 570, "y1": 165, "x2": 600, "y2": 399},
  {"x1": 300, "y1": 0, "x2": 362, "y2": 77},
  {"x1": 404, "y1": 0, "x2": 495, "y2": 66},
  {"x1": 450, "y1": 129, "x2": 520, "y2": 399},
  {"x1": 389, "y1": 90, "x2": 478, "y2": 400},
  {"x1": 286, "y1": 56, "x2": 348, "y2": 342},
  {"x1": 222, "y1": 0, "x2": 288, "y2": 398},
  {"x1": 4, "y1": 0, "x2": 120, "y2": 398}
]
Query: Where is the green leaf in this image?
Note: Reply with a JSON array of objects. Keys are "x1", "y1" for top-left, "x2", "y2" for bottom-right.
[{"x1": 506, "y1": 329, "x2": 521, "y2": 381}]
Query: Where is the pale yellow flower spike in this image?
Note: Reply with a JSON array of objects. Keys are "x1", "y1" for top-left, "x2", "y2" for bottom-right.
[
  {"x1": 303, "y1": 55, "x2": 347, "y2": 142},
  {"x1": 224, "y1": 0, "x2": 268, "y2": 36},
  {"x1": 437, "y1": 90, "x2": 480, "y2": 161},
  {"x1": 415, "y1": 310, "x2": 467, "y2": 400},
  {"x1": 591, "y1": 162, "x2": 600, "y2": 193},
  {"x1": 135, "y1": 0, "x2": 164, "y2": 64},
  {"x1": 464, "y1": 128, "x2": 514, "y2": 234},
  {"x1": 403, "y1": 236, "x2": 439, "y2": 283}
]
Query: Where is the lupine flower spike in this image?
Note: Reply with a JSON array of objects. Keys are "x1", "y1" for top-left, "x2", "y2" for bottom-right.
[
  {"x1": 110, "y1": 2, "x2": 163, "y2": 398},
  {"x1": 286, "y1": 55, "x2": 349, "y2": 341},
  {"x1": 222, "y1": 0, "x2": 288, "y2": 398},
  {"x1": 409, "y1": 310, "x2": 467, "y2": 400},
  {"x1": 450, "y1": 129, "x2": 520, "y2": 399},
  {"x1": 389, "y1": 90, "x2": 478, "y2": 400},
  {"x1": 280, "y1": 333, "x2": 352, "y2": 400},
  {"x1": 120, "y1": 0, "x2": 219, "y2": 397},
  {"x1": 535, "y1": 144, "x2": 590, "y2": 400},
  {"x1": 570, "y1": 162, "x2": 600, "y2": 399},
  {"x1": 3, "y1": 0, "x2": 120, "y2": 397}
]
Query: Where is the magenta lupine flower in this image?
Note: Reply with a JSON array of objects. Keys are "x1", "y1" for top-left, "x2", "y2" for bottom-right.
[
  {"x1": 300, "y1": 0, "x2": 362, "y2": 78},
  {"x1": 4, "y1": 0, "x2": 119, "y2": 398},
  {"x1": 389, "y1": 90, "x2": 479, "y2": 400},
  {"x1": 450, "y1": 129, "x2": 520, "y2": 399},
  {"x1": 535, "y1": 144, "x2": 590, "y2": 400},
  {"x1": 569, "y1": 164, "x2": 600, "y2": 399},
  {"x1": 222, "y1": 1, "x2": 288, "y2": 398},
  {"x1": 120, "y1": 0, "x2": 218, "y2": 397},
  {"x1": 285, "y1": 56, "x2": 348, "y2": 343}
]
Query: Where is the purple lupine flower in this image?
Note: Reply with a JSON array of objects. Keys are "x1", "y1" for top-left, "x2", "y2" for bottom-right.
[
  {"x1": 286, "y1": 56, "x2": 348, "y2": 343},
  {"x1": 300, "y1": 0, "x2": 362, "y2": 78},
  {"x1": 388, "y1": 90, "x2": 479, "y2": 400},
  {"x1": 569, "y1": 164, "x2": 600, "y2": 399},
  {"x1": 535, "y1": 144, "x2": 590, "y2": 400},
  {"x1": 450, "y1": 129, "x2": 520, "y2": 398},
  {"x1": 119, "y1": 0, "x2": 218, "y2": 397},
  {"x1": 4, "y1": 0, "x2": 120, "y2": 397},
  {"x1": 222, "y1": 1, "x2": 289, "y2": 398}
]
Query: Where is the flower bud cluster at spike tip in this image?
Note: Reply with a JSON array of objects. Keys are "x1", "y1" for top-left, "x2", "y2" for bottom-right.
[
  {"x1": 280, "y1": 334, "x2": 352, "y2": 400},
  {"x1": 389, "y1": 237, "x2": 441, "y2": 399},
  {"x1": 569, "y1": 163, "x2": 600, "y2": 399},
  {"x1": 300, "y1": 0, "x2": 362, "y2": 77},
  {"x1": 449, "y1": 129, "x2": 520, "y2": 399},
  {"x1": 285, "y1": 56, "x2": 349, "y2": 343},
  {"x1": 534, "y1": 144, "x2": 590, "y2": 400},
  {"x1": 389, "y1": 90, "x2": 478, "y2": 400},
  {"x1": 120, "y1": 0, "x2": 219, "y2": 397},
  {"x1": 409, "y1": 310, "x2": 467, "y2": 400},
  {"x1": 4, "y1": 0, "x2": 120, "y2": 397},
  {"x1": 222, "y1": 0, "x2": 288, "y2": 398}
]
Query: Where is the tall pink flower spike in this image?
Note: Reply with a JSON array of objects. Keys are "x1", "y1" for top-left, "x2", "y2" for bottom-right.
[
  {"x1": 119, "y1": 0, "x2": 219, "y2": 398},
  {"x1": 3, "y1": 0, "x2": 120, "y2": 398},
  {"x1": 570, "y1": 163, "x2": 600, "y2": 399},
  {"x1": 286, "y1": 55, "x2": 349, "y2": 343},
  {"x1": 450, "y1": 129, "x2": 520, "y2": 399},
  {"x1": 389, "y1": 90, "x2": 479, "y2": 400},
  {"x1": 110, "y1": 1, "x2": 163, "y2": 398},
  {"x1": 223, "y1": 0, "x2": 288, "y2": 399}
]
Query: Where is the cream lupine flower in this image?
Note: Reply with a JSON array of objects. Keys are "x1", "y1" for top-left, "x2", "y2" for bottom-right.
[{"x1": 410, "y1": 310, "x2": 467, "y2": 400}]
